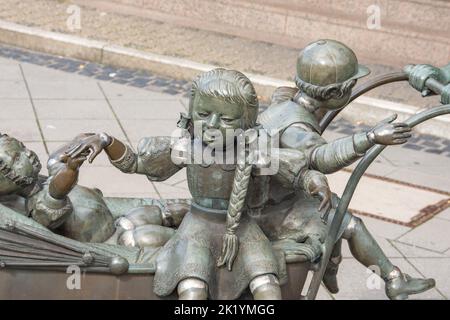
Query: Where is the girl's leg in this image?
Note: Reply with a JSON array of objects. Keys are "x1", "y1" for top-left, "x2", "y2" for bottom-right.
[
  {"x1": 250, "y1": 274, "x2": 282, "y2": 300},
  {"x1": 177, "y1": 278, "x2": 208, "y2": 300}
]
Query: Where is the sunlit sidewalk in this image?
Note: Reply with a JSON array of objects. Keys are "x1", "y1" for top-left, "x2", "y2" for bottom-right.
[{"x1": 0, "y1": 47, "x2": 449, "y2": 300}]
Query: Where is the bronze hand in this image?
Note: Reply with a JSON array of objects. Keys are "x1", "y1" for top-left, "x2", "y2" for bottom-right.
[
  {"x1": 367, "y1": 114, "x2": 412, "y2": 145},
  {"x1": 48, "y1": 153, "x2": 87, "y2": 199},
  {"x1": 67, "y1": 133, "x2": 112, "y2": 163},
  {"x1": 310, "y1": 184, "x2": 332, "y2": 223}
]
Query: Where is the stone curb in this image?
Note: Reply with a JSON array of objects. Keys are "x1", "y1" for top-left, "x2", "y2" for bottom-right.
[{"x1": 0, "y1": 19, "x2": 448, "y2": 137}]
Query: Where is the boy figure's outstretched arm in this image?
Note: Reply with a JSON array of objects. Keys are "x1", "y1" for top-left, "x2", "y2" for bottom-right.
[
  {"x1": 281, "y1": 114, "x2": 411, "y2": 174},
  {"x1": 65, "y1": 133, "x2": 182, "y2": 181},
  {"x1": 273, "y1": 148, "x2": 332, "y2": 216}
]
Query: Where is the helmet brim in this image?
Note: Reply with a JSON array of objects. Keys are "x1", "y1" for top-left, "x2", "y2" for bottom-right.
[{"x1": 350, "y1": 64, "x2": 371, "y2": 80}]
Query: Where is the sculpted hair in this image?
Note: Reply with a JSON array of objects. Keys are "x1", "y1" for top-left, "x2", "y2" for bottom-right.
[
  {"x1": 270, "y1": 86, "x2": 299, "y2": 104},
  {"x1": 0, "y1": 134, "x2": 41, "y2": 188},
  {"x1": 295, "y1": 76, "x2": 356, "y2": 100},
  {"x1": 187, "y1": 68, "x2": 259, "y2": 129}
]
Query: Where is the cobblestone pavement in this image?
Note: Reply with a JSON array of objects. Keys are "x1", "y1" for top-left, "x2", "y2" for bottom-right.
[{"x1": 0, "y1": 47, "x2": 449, "y2": 300}]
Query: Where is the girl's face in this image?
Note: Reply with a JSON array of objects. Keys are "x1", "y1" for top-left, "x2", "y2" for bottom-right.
[{"x1": 191, "y1": 94, "x2": 245, "y2": 147}]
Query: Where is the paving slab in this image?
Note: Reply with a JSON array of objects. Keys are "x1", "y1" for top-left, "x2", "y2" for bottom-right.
[
  {"x1": 382, "y1": 146, "x2": 450, "y2": 169},
  {"x1": 332, "y1": 258, "x2": 444, "y2": 300},
  {"x1": 0, "y1": 56, "x2": 16, "y2": 64},
  {"x1": 436, "y1": 208, "x2": 450, "y2": 221},
  {"x1": 0, "y1": 99, "x2": 34, "y2": 119},
  {"x1": 327, "y1": 171, "x2": 448, "y2": 224},
  {"x1": 39, "y1": 119, "x2": 126, "y2": 142},
  {"x1": 0, "y1": 79, "x2": 28, "y2": 98},
  {"x1": 391, "y1": 241, "x2": 448, "y2": 258},
  {"x1": 0, "y1": 118, "x2": 42, "y2": 142},
  {"x1": 408, "y1": 258, "x2": 450, "y2": 299},
  {"x1": 122, "y1": 119, "x2": 179, "y2": 142},
  {"x1": 24, "y1": 79, "x2": 105, "y2": 100},
  {"x1": 380, "y1": 146, "x2": 450, "y2": 192},
  {"x1": 99, "y1": 81, "x2": 182, "y2": 101},
  {"x1": 19, "y1": 61, "x2": 104, "y2": 100},
  {"x1": 20, "y1": 62, "x2": 86, "y2": 81},
  {"x1": 397, "y1": 218, "x2": 450, "y2": 252},
  {"x1": 109, "y1": 98, "x2": 186, "y2": 120},
  {"x1": 0, "y1": 62, "x2": 22, "y2": 80},
  {"x1": 34, "y1": 99, "x2": 114, "y2": 120},
  {"x1": 388, "y1": 167, "x2": 450, "y2": 193}
]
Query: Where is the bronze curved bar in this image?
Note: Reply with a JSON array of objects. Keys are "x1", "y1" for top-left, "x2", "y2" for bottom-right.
[
  {"x1": 319, "y1": 72, "x2": 408, "y2": 132},
  {"x1": 307, "y1": 103, "x2": 450, "y2": 299}
]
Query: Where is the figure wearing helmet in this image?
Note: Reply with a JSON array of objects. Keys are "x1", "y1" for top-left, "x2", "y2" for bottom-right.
[{"x1": 256, "y1": 40, "x2": 435, "y2": 299}]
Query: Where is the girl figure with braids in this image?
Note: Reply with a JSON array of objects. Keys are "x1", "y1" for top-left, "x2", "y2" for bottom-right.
[{"x1": 68, "y1": 68, "x2": 332, "y2": 299}]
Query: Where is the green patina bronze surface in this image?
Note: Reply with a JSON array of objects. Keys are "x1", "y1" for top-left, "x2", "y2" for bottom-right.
[{"x1": 0, "y1": 39, "x2": 449, "y2": 300}]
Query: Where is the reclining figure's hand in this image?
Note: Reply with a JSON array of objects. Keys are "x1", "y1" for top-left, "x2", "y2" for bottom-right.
[
  {"x1": 48, "y1": 153, "x2": 87, "y2": 199},
  {"x1": 67, "y1": 132, "x2": 112, "y2": 163},
  {"x1": 367, "y1": 114, "x2": 412, "y2": 145}
]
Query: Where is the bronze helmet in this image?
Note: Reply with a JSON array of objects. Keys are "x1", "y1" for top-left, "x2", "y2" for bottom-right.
[{"x1": 296, "y1": 39, "x2": 370, "y2": 86}]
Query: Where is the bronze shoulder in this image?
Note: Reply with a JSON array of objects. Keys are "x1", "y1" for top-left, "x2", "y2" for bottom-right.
[{"x1": 258, "y1": 100, "x2": 321, "y2": 136}]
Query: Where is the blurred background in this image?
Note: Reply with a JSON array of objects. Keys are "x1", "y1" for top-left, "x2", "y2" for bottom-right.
[{"x1": 1, "y1": 0, "x2": 449, "y2": 100}]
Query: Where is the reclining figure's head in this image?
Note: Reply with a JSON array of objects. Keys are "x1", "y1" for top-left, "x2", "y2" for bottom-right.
[
  {"x1": 0, "y1": 134, "x2": 41, "y2": 195},
  {"x1": 295, "y1": 39, "x2": 370, "y2": 110},
  {"x1": 187, "y1": 68, "x2": 259, "y2": 147}
]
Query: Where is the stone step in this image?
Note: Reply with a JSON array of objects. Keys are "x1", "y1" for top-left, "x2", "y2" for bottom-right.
[{"x1": 75, "y1": 0, "x2": 450, "y2": 67}]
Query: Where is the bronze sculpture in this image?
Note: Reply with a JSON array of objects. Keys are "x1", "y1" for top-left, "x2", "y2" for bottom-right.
[
  {"x1": 0, "y1": 132, "x2": 190, "y2": 262},
  {"x1": 254, "y1": 40, "x2": 442, "y2": 300},
  {"x1": 0, "y1": 39, "x2": 449, "y2": 300},
  {"x1": 65, "y1": 68, "x2": 334, "y2": 300}
]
